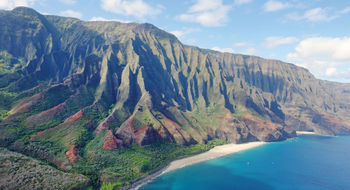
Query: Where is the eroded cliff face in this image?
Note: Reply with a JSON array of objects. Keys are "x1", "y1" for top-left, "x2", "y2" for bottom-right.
[{"x1": 1, "y1": 7, "x2": 350, "y2": 169}]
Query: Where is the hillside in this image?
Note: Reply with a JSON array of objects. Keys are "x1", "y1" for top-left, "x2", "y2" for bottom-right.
[{"x1": 0, "y1": 7, "x2": 350, "y2": 188}]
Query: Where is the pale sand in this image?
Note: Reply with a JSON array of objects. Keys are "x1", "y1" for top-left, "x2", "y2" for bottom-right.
[
  {"x1": 162, "y1": 141, "x2": 266, "y2": 174},
  {"x1": 130, "y1": 141, "x2": 266, "y2": 190},
  {"x1": 296, "y1": 131, "x2": 316, "y2": 135}
]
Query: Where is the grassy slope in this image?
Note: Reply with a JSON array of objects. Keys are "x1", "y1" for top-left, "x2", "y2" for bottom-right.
[
  {"x1": 81, "y1": 135, "x2": 226, "y2": 189},
  {"x1": 0, "y1": 147, "x2": 89, "y2": 189}
]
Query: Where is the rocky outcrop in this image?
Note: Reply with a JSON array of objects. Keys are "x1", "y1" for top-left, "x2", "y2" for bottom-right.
[
  {"x1": 162, "y1": 117, "x2": 195, "y2": 145},
  {"x1": 102, "y1": 130, "x2": 121, "y2": 150},
  {"x1": 215, "y1": 113, "x2": 258, "y2": 143},
  {"x1": 241, "y1": 112, "x2": 288, "y2": 141},
  {"x1": 114, "y1": 115, "x2": 165, "y2": 146},
  {"x1": 134, "y1": 125, "x2": 161, "y2": 145},
  {"x1": 94, "y1": 114, "x2": 115, "y2": 135},
  {"x1": 115, "y1": 116, "x2": 135, "y2": 146},
  {"x1": 65, "y1": 146, "x2": 81, "y2": 164}
]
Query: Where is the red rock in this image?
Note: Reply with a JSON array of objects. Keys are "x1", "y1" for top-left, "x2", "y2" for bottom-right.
[
  {"x1": 102, "y1": 130, "x2": 120, "y2": 150},
  {"x1": 322, "y1": 114, "x2": 349, "y2": 127},
  {"x1": 64, "y1": 110, "x2": 83, "y2": 124},
  {"x1": 154, "y1": 125, "x2": 169, "y2": 140},
  {"x1": 94, "y1": 113, "x2": 116, "y2": 135},
  {"x1": 135, "y1": 125, "x2": 150, "y2": 135},
  {"x1": 162, "y1": 117, "x2": 193, "y2": 145},
  {"x1": 8, "y1": 93, "x2": 43, "y2": 119},
  {"x1": 29, "y1": 130, "x2": 46, "y2": 140},
  {"x1": 16, "y1": 103, "x2": 31, "y2": 112},
  {"x1": 65, "y1": 147, "x2": 81, "y2": 164},
  {"x1": 243, "y1": 112, "x2": 278, "y2": 129},
  {"x1": 128, "y1": 114, "x2": 135, "y2": 134},
  {"x1": 36, "y1": 131, "x2": 45, "y2": 136},
  {"x1": 39, "y1": 91, "x2": 45, "y2": 100},
  {"x1": 115, "y1": 115, "x2": 136, "y2": 146},
  {"x1": 6, "y1": 103, "x2": 31, "y2": 119},
  {"x1": 134, "y1": 125, "x2": 160, "y2": 145},
  {"x1": 94, "y1": 122, "x2": 108, "y2": 135},
  {"x1": 42, "y1": 103, "x2": 66, "y2": 115}
]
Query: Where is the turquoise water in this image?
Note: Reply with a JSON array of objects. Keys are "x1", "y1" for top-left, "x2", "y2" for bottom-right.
[{"x1": 141, "y1": 135, "x2": 350, "y2": 190}]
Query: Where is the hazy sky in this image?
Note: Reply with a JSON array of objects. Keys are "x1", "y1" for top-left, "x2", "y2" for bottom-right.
[{"x1": 1, "y1": 0, "x2": 350, "y2": 82}]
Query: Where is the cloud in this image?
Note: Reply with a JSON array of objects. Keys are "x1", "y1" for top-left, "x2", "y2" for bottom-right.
[
  {"x1": 263, "y1": 0, "x2": 290, "y2": 12},
  {"x1": 234, "y1": 0, "x2": 252, "y2": 5},
  {"x1": 89, "y1": 16, "x2": 130, "y2": 23},
  {"x1": 233, "y1": 42, "x2": 251, "y2": 47},
  {"x1": 0, "y1": 0, "x2": 35, "y2": 9},
  {"x1": 303, "y1": 8, "x2": 332, "y2": 22},
  {"x1": 212, "y1": 46, "x2": 258, "y2": 55},
  {"x1": 90, "y1": 17, "x2": 110, "y2": 21},
  {"x1": 241, "y1": 48, "x2": 258, "y2": 55},
  {"x1": 324, "y1": 67, "x2": 350, "y2": 80},
  {"x1": 185, "y1": 38, "x2": 197, "y2": 44},
  {"x1": 339, "y1": 7, "x2": 350, "y2": 14},
  {"x1": 287, "y1": 37, "x2": 350, "y2": 81},
  {"x1": 177, "y1": 0, "x2": 231, "y2": 27},
  {"x1": 325, "y1": 67, "x2": 337, "y2": 77},
  {"x1": 60, "y1": 10, "x2": 82, "y2": 19},
  {"x1": 170, "y1": 28, "x2": 200, "y2": 39},
  {"x1": 212, "y1": 47, "x2": 235, "y2": 53},
  {"x1": 100, "y1": 0, "x2": 162, "y2": 19},
  {"x1": 59, "y1": 0, "x2": 76, "y2": 5},
  {"x1": 286, "y1": 7, "x2": 350, "y2": 22},
  {"x1": 263, "y1": 36, "x2": 298, "y2": 48}
]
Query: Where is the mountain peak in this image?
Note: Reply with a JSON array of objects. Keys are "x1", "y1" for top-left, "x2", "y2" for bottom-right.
[{"x1": 12, "y1": 6, "x2": 41, "y2": 16}]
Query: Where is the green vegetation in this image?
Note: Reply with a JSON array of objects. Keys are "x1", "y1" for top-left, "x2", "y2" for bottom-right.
[
  {"x1": 100, "y1": 182, "x2": 123, "y2": 190},
  {"x1": 0, "y1": 51, "x2": 25, "y2": 75},
  {"x1": 132, "y1": 108, "x2": 160, "y2": 131},
  {"x1": 188, "y1": 103, "x2": 226, "y2": 129},
  {"x1": 30, "y1": 85, "x2": 73, "y2": 113},
  {"x1": 77, "y1": 137, "x2": 226, "y2": 188},
  {"x1": 0, "y1": 147, "x2": 89, "y2": 189},
  {"x1": 0, "y1": 110, "x2": 8, "y2": 121},
  {"x1": 233, "y1": 104, "x2": 246, "y2": 119}
]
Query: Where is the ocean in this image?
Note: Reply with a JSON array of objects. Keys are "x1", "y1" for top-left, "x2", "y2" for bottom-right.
[{"x1": 141, "y1": 135, "x2": 350, "y2": 190}]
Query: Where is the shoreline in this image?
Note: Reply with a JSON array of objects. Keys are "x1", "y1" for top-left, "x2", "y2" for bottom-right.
[
  {"x1": 124, "y1": 141, "x2": 266, "y2": 190},
  {"x1": 296, "y1": 131, "x2": 317, "y2": 135},
  {"x1": 123, "y1": 131, "x2": 324, "y2": 189},
  {"x1": 162, "y1": 141, "x2": 266, "y2": 174},
  {"x1": 296, "y1": 131, "x2": 336, "y2": 137}
]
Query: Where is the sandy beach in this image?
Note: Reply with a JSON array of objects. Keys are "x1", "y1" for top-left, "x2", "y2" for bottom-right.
[
  {"x1": 162, "y1": 141, "x2": 266, "y2": 174},
  {"x1": 296, "y1": 131, "x2": 316, "y2": 135},
  {"x1": 128, "y1": 141, "x2": 266, "y2": 190}
]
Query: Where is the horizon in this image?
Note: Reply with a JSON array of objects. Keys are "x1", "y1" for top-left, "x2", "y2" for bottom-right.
[{"x1": 0, "y1": 0, "x2": 349, "y2": 83}]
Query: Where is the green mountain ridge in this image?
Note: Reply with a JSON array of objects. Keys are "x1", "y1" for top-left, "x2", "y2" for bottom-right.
[{"x1": 1, "y1": 7, "x2": 350, "y2": 189}]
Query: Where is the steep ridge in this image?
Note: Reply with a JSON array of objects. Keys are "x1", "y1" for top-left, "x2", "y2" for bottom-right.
[{"x1": 0, "y1": 7, "x2": 350, "y2": 187}]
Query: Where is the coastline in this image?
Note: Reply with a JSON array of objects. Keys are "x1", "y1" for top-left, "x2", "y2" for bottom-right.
[
  {"x1": 124, "y1": 141, "x2": 266, "y2": 190},
  {"x1": 296, "y1": 131, "x2": 317, "y2": 135},
  {"x1": 122, "y1": 131, "x2": 324, "y2": 189},
  {"x1": 162, "y1": 141, "x2": 266, "y2": 174}
]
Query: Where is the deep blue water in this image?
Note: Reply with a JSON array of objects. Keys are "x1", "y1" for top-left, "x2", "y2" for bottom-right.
[{"x1": 141, "y1": 135, "x2": 350, "y2": 190}]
